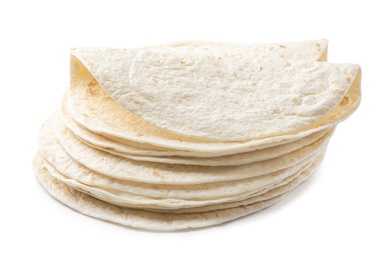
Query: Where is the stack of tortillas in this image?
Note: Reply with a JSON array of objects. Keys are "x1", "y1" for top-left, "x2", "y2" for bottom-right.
[{"x1": 33, "y1": 39, "x2": 361, "y2": 231}]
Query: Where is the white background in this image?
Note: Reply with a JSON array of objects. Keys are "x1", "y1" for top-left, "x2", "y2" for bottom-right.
[{"x1": 1, "y1": 1, "x2": 389, "y2": 259}]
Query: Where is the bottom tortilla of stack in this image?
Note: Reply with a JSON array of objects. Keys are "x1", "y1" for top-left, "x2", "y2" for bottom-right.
[
  {"x1": 33, "y1": 151, "x2": 324, "y2": 231},
  {"x1": 34, "y1": 111, "x2": 331, "y2": 231}
]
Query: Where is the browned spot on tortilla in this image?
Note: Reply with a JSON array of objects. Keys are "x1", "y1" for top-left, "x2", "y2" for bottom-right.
[
  {"x1": 340, "y1": 96, "x2": 350, "y2": 106},
  {"x1": 87, "y1": 80, "x2": 98, "y2": 95},
  {"x1": 269, "y1": 47, "x2": 274, "y2": 51},
  {"x1": 279, "y1": 45, "x2": 286, "y2": 48},
  {"x1": 315, "y1": 43, "x2": 321, "y2": 47},
  {"x1": 233, "y1": 71, "x2": 237, "y2": 77},
  {"x1": 346, "y1": 77, "x2": 351, "y2": 83},
  {"x1": 259, "y1": 66, "x2": 263, "y2": 71},
  {"x1": 180, "y1": 61, "x2": 186, "y2": 65}
]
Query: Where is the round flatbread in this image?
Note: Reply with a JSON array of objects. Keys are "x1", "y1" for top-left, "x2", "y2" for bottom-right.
[
  {"x1": 39, "y1": 112, "x2": 331, "y2": 185},
  {"x1": 33, "y1": 153, "x2": 318, "y2": 231}
]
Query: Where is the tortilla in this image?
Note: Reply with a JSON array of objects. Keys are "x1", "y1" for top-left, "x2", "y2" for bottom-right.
[
  {"x1": 42, "y1": 153, "x2": 321, "y2": 210},
  {"x1": 59, "y1": 108, "x2": 332, "y2": 166},
  {"x1": 70, "y1": 40, "x2": 359, "y2": 142},
  {"x1": 39, "y1": 112, "x2": 331, "y2": 185},
  {"x1": 33, "y1": 153, "x2": 318, "y2": 230},
  {"x1": 32, "y1": 39, "x2": 361, "y2": 231},
  {"x1": 42, "y1": 119, "x2": 327, "y2": 203},
  {"x1": 152, "y1": 157, "x2": 320, "y2": 213},
  {"x1": 42, "y1": 153, "x2": 321, "y2": 212},
  {"x1": 63, "y1": 97, "x2": 333, "y2": 158},
  {"x1": 67, "y1": 49, "x2": 360, "y2": 154}
]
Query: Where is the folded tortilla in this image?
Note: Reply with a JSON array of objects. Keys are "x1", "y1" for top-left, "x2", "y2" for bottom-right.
[{"x1": 70, "y1": 39, "x2": 359, "y2": 142}]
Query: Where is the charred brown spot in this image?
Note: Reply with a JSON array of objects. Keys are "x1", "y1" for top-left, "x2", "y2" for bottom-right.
[
  {"x1": 87, "y1": 80, "x2": 98, "y2": 95},
  {"x1": 340, "y1": 96, "x2": 350, "y2": 106},
  {"x1": 279, "y1": 45, "x2": 286, "y2": 48},
  {"x1": 87, "y1": 80, "x2": 96, "y2": 87}
]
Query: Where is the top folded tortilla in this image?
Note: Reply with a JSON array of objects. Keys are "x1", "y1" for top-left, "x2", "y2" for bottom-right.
[{"x1": 70, "y1": 40, "x2": 360, "y2": 142}]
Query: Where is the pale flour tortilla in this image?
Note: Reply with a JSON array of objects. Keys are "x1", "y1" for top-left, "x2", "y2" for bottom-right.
[
  {"x1": 59, "y1": 107, "x2": 332, "y2": 166},
  {"x1": 44, "y1": 121, "x2": 325, "y2": 203},
  {"x1": 68, "y1": 49, "x2": 360, "y2": 154},
  {"x1": 70, "y1": 39, "x2": 359, "y2": 142},
  {"x1": 151, "y1": 156, "x2": 321, "y2": 213},
  {"x1": 39, "y1": 112, "x2": 331, "y2": 185},
  {"x1": 51, "y1": 129, "x2": 320, "y2": 200},
  {"x1": 42, "y1": 152, "x2": 322, "y2": 212},
  {"x1": 123, "y1": 52, "x2": 358, "y2": 141},
  {"x1": 67, "y1": 40, "x2": 329, "y2": 150},
  {"x1": 33, "y1": 153, "x2": 317, "y2": 230},
  {"x1": 32, "y1": 39, "x2": 362, "y2": 231},
  {"x1": 63, "y1": 97, "x2": 333, "y2": 158},
  {"x1": 40, "y1": 112, "x2": 327, "y2": 201},
  {"x1": 41, "y1": 156, "x2": 311, "y2": 210}
]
